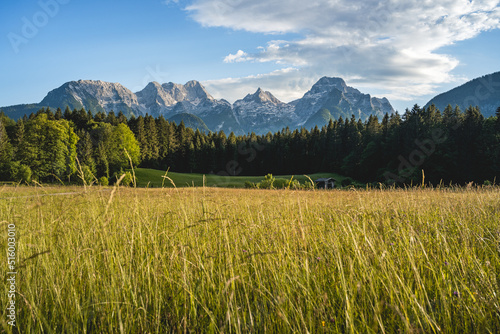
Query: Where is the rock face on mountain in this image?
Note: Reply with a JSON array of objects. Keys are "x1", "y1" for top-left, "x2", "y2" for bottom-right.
[
  {"x1": 425, "y1": 71, "x2": 500, "y2": 117},
  {"x1": 233, "y1": 88, "x2": 298, "y2": 134},
  {"x1": 40, "y1": 80, "x2": 142, "y2": 117},
  {"x1": 135, "y1": 80, "x2": 243, "y2": 133},
  {"x1": 135, "y1": 81, "x2": 177, "y2": 115},
  {"x1": 1, "y1": 77, "x2": 395, "y2": 134},
  {"x1": 136, "y1": 80, "x2": 216, "y2": 114},
  {"x1": 292, "y1": 77, "x2": 393, "y2": 125}
]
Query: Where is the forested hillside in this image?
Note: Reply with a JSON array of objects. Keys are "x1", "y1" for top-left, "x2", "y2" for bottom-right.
[
  {"x1": 425, "y1": 71, "x2": 500, "y2": 117},
  {"x1": 1, "y1": 104, "x2": 499, "y2": 185}
]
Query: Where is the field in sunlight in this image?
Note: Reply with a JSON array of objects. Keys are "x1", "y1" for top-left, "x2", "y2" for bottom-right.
[{"x1": 1, "y1": 185, "x2": 499, "y2": 333}]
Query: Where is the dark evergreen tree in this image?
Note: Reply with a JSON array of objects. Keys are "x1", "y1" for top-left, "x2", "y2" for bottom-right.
[
  {"x1": 55, "y1": 108, "x2": 63, "y2": 120},
  {"x1": 63, "y1": 106, "x2": 72, "y2": 120},
  {"x1": 117, "y1": 111, "x2": 128, "y2": 124},
  {"x1": 156, "y1": 116, "x2": 176, "y2": 170},
  {"x1": 132, "y1": 116, "x2": 148, "y2": 163},
  {"x1": 13, "y1": 119, "x2": 25, "y2": 156},
  {"x1": 143, "y1": 115, "x2": 159, "y2": 167},
  {"x1": 73, "y1": 108, "x2": 90, "y2": 129},
  {"x1": 105, "y1": 111, "x2": 118, "y2": 126},
  {"x1": 94, "y1": 111, "x2": 107, "y2": 123},
  {"x1": 0, "y1": 116, "x2": 13, "y2": 179}
]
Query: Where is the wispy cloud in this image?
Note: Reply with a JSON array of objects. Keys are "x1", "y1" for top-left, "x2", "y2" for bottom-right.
[
  {"x1": 163, "y1": 0, "x2": 180, "y2": 6},
  {"x1": 188, "y1": 0, "x2": 500, "y2": 104}
]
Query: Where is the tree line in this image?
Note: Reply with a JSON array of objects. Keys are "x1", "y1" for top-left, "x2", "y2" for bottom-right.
[{"x1": 1, "y1": 104, "x2": 499, "y2": 185}]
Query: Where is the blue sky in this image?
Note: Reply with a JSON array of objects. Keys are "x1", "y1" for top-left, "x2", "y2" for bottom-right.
[{"x1": 1, "y1": 0, "x2": 500, "y2": 113}]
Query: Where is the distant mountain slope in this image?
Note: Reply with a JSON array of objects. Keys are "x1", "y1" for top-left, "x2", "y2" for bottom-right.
[
  {"x1": 1, "y1": 77, "x2": 394, "y2": 134},
  {"x1": 168, "y1": 113, "x2": 210, "y2": 133},
  {"x1": 303, "y1": 108, "x2": 336, "y2": 129},
  {"x1": 0, "y1": 104, "x2": 44, "y2": 120},
  {"x1": 194, "y1": 99, "x2": 243, "y2": 135},
  {"x1": 425, "y1": 71, "x2": 500, "y2": 117}
]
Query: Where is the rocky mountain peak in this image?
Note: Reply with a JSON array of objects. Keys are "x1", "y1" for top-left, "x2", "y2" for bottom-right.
[
  {"x1": 317, "y1": 76, "x2": 346, "y2": 86},
  {"x1": 136, "y1": 81, "x2": 176, "y2": 107},
  {"x1": 293, "y1": 76, "x2": 393, "y2": 123},
  {"x1": 244, "y1": 88, "x2": 281, "y2": 104},
  {"x1": 161, "y1": 82, "x2": 186, "y2": 102},
  {"x1": 136, "y1": 81, "x2": 163, "y2": 96},
  {"x1": 145, "y1": 81, "x2": 162, "y2": 89},
  {"x1": 159, "y1": 80, "x2": 214, "y2": 103},
  {"x1": 75, "y1": 79, "x2": 105, "y2": 85},
  {"x1": 64, "y1": 80, "x2": 135, "y2": 98},
  {"x1": 305, "y1": 76, "x2": 361, "y2": 97},
  {"x1": 184, "y1": 80, "x2": 214, "y2": 102},
  {"x1": 39, "y1": 79, "x2": 140, "y2": 117}
]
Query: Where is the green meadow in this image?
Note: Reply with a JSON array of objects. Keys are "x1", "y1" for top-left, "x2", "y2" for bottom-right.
[
  {"x1": 131, "y1": 168, "x2": 348, "y2": 188},
  {"x1": 1, "y1": 185, "x2": 499, "y2": 333}
]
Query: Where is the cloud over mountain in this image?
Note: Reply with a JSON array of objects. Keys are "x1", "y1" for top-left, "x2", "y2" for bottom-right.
[{"x1": 187, "y1": 0, "x2": 500, "y2": 104}]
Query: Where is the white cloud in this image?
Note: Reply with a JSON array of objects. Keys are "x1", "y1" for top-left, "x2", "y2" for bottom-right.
[
  {"x1": 224, "y1": 50, "x2": 249, "y2": 63},
  {"x1": 187, "y1": 0, "x2": 500, "y2": 105}
]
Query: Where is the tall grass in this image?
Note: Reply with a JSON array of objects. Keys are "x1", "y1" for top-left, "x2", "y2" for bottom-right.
[{"x1": 1, "y1": 186, "x2": 499, "y2": 333}]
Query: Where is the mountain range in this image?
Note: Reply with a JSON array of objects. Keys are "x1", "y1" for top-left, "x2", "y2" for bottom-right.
[{"x1": 1, "y1": 77, "x2": 394, "y2": 135}]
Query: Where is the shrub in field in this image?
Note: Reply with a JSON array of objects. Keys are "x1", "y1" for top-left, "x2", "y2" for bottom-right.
[
  {"x1": 76, "y1": 164, "x2": 95, "y2": 185},
  {"x1": 99, "y1": 176, "x2": 109, "y2": 186},
  {"x1": 258, "y1": 173, "x2": 275, "y2": 189},
  {"x1": 273, "y1": 178, "x2": 289, "y2": 188},
  {"x1": 113, "y1": 170, "x2": 133, "y2": 186},
  {"x1": 121, "y1": 171, "x2": 133, "y2": 187},
  {"x1": 255, "y1": 174, "x2": 302, "y2": 189},
  {"x1": 287, "y1": 179, "x2": 301, "y2": 189},
  {"x1": 244, "y1": 181, "x2": 257, "y2": 189},
  {"x1": 301, "y1": 181, "x2": 315, "y2": 190}
]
